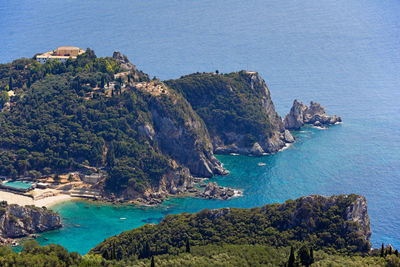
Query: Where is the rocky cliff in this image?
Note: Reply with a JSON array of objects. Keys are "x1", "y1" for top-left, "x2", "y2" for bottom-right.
[
  {"x1": 0, "y1": 202, "x2": 61, "y2": 238},
  {"x1": 112, "y1": 51, "x2": 150, "y2": 82},
  {"x1": 165, "y1": 71, "x2": 294, "y2": 156},
  {"x1": 275, "y1": 194, "x2": 371, "y2": 244},
  {"x1": 284, "y1": 100, "x2": 342, "y2": 130},
  {"x1": 142, "y1": 82, "x2": 227, "y2": 178}
]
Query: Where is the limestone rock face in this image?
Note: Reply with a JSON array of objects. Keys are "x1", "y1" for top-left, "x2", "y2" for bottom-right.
[
  {"x1": 284, "y1": 100, "x2": 342, "y2": 130},
  {"x1": 0, "y1": 203, "x2": 61, "y2": 238},
  {"x1": 273, "y1": 194, "x2": 371, "y2": 251},
  {"x1": 148, "y1": 89, "x2": 227, "y2": 178},
  {"x1": 344, "y1": 195, "x2": 371, "y2": 241},
  {"x1": 112, "y1": 51, "x2": 149, "y2": 81}
]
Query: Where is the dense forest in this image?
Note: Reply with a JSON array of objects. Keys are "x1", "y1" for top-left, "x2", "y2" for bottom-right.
[{"x1": 91, "y1": 194, "x2": 371, "y2": 261}]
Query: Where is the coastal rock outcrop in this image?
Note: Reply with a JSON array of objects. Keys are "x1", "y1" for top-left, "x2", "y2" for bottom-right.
[
  {"x1": 284, "y1": 100, "x2": 342, "y2": 130},
  {"x1": 166, "y1": 71, "x2": 294, "y2": 156},
  {"x1": 195, "y1": 182, "x2": 240, "y2": 200},
  {"x1": 0, "y1": 202, "x2": 61, "y2": 238}
]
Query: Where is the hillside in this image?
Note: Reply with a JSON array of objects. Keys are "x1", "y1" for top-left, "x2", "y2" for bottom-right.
[
  {"x1": 91, "y1": 194, "x2": 371, "y2": 261},
  {"x1": 0, "y1": 50, "x2": 225, "y2": 203},
  {"x1": 165, "y1": 71, "x2": 294, "y2": 155}
]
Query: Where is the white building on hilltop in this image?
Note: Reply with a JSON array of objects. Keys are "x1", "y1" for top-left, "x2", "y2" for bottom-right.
[{"x1": 36, "y1": 46, "x2": 85, "y2": 64}]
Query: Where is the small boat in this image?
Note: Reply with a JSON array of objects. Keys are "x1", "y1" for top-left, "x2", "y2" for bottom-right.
[
  {"x1": 258, "y1": 162, "x2": 266, "y2": 166},
  {"x1": 120, "y1": 217, "x2": 127, "y2": 220},
  {"x1": 44, "y1": 238, "x2": 49, "y2": 241}
]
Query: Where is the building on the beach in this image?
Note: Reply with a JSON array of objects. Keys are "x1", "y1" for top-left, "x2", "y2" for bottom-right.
[
  {"x1": 36, "y1": 46, "x2": 85, "y2": 64},
  {"x1": 81, "y1": 173, "x2": 104, "y2": 184}
]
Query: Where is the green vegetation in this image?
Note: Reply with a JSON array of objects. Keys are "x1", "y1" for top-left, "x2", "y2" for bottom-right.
[
  {"x1": 91, "y1": 194, "x2": 371, "y2": 261},
  {"x1": 165, "y1": 71, "x2": 282, "y2": 147},
  {"x1": 0, "y1": 241, "x2": 400, "y2": 267},
  {"x1": 0, "y1": 240, "x2": 122, "y2": 267},
  {"x1": 0, "y1": 50, "x2": 181, "y2": 194},
  {"x1": 2, "y1": 242, "x2": 397, "y2": 267},
  {"x1": 133, "y1": 244, "x2": 391, "y2": 267}
]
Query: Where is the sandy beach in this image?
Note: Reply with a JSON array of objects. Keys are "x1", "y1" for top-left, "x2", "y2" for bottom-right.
[{"x1": 0, "y1": 190, "x2": 76, "y2": 208}]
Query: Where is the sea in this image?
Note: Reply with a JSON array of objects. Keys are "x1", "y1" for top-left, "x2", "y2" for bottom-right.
[{"x1": 1, "y1": 0, "x2": 399, "y2": 255}]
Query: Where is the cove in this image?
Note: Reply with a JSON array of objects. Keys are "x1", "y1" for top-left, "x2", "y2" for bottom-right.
[{"x1": 37, "y1": 125, "x2": 400, "y2": 254}]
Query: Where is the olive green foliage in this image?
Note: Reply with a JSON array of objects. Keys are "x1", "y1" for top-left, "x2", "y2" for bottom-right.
[
  {"x1": 0, "y1": 50, "x2": 170, "y2": 193},
  {"x1": 91, "y1": 194, "x2": 370, "y2": 261},
  {"x1": 133, "y1": 244, "x2": 390, "y2": 267},
  {"x1": 0, "y1": 240, "x2": 123, "y2": 267},
  {"x1": 0, "y1": 242, "x2": 394, "y2": 267},
  {"x1": 165, "y1": 71, "x2": 278, "y2": 146}
]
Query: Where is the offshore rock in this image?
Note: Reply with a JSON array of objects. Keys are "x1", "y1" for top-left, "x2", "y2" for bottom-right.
[
  {"x1": 284, "y1": 100, "x2": 342, "y2": 130},
  {"x1": 0, "y1": 202, "x2": 61, "y2": 238},
  {"x1": 196, "y1": 182, "x2": 240, "y2": 200}
]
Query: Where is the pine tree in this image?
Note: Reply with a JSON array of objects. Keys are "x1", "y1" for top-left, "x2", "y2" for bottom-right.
[
  {"x1": 381, "y1": 243, "x2": 385, "y2": 257},
  {"x1": 186, "y1": 238, "x2": 190, "y2": 253},
  {"x1": 150, "y1": 256, "x2": 155, "y2": 267},
  {"x1": 288, "y1": 246, "x2": 295, "y2": 267}
]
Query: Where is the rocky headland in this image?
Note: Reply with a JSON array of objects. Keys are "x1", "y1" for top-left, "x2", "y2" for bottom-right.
[
  {"x1": 284, "y1": 99, "x2": 342, "y2": 130},
  {"x1": 166, "y1": 71, "x2": 295, "y2": 157},
  {"x1": 91, "y1": 194, "x2": 372, "y2": 261}
]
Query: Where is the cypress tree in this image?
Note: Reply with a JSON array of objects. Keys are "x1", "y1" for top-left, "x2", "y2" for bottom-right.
[
  {"x1": 9, "y1": 77, "x2": 13, "y2": 91},
  {"x1": 186, "y1": 238, "x2": 191, "y2": 253},
  {"x1": 100, "y1": 76, "x2": 105, "y2": 88},
  {"x1": 395, "y1": 249, "x2": 399, "y2": 257},
  {"x1": 389, "y1": 246, "x2": 393, "y2": 255},
  {"x1": 298, "y1": 245, "x2": 312, "y2": 267},
  {"x1": 150, "y1": 256, "x2": 155, "y2": 267},
  {"x1": 381, "y1": 243, "x2": 385, "y2": 257},
  {"x1": 288, "y1": 246, "x2": 295, "y2": 267},
  {"x1": 27, "y1": 76, "x2": 31, "y2": 88},
  {"x1": 128, "y1": 75, "x2": 131, "y2": 83},
  {"x1": 310, "y1": 247, "x2": 314, "y2": 265}
]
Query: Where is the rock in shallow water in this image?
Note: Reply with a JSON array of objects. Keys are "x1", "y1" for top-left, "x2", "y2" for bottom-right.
[{"x1": 284, "y1": 100, "x2": 342, "y2": 130}]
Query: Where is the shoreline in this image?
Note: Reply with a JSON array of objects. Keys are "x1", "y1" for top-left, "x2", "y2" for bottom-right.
[{"x1": 0, "y1": 190, "x2": 80, "y2": 208}]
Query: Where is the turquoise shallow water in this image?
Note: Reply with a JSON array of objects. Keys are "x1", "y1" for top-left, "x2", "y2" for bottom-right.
[{"x1": 1, "y1": 0, "x2": 400, "y2": 255}]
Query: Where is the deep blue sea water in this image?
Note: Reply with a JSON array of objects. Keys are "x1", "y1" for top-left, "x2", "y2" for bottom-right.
[{"x1": 1, "y1": 0, "x2": 400, "y2": 255}]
